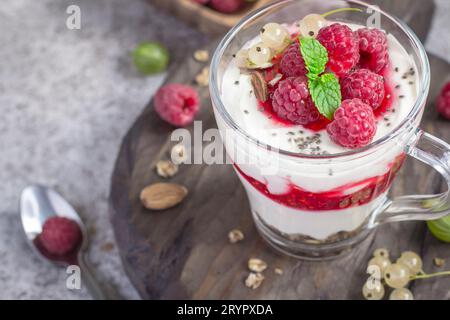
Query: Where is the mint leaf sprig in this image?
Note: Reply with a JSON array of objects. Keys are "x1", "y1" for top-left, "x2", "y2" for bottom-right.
[{"x1": 299, "y1": 37, "x2": 341, "y2": 120}]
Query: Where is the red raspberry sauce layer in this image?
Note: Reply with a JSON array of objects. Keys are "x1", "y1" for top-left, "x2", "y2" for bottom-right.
[{"x1": 234, "y1": 154, "x2": 405, "y2": 211}]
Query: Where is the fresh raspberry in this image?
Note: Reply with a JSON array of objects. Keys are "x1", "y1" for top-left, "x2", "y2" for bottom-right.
[
  {"x1": 154, "y1": 83, "x2": 200, "y2": 127},
  {"x1": 210, "y1": 0, "x2": 243, "y2": 13},
  {"x1": 317, "y1": 23, "x2": 360, "y2": 77},
  {"x1": 357, "y1": 28, "x2": 389, "y2": 74},
  {"x1": 272, "y1": 76, "x2": 321, "y2": 125},
  {"x1": 437, "y1": 82, "x2": 450, "y2": 120},
  {"x1": 279, "y1": 42, "x2": 307, "y2": 78},
  {"x1": 40, "y1": 217, "x2": 82, "y2": 256},
  {"x1": 327, "y1": 99, "x2": 376, "y2": 149},
  {"x1": 341, "y1": 69, "x2": 385, "y2": 110}
]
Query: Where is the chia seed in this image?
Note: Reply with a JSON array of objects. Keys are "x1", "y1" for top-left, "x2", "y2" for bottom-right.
[
  {"x1": 234, "y1": 80, "x2": 239, "y2": 85},
  {"x1": 244, "y1": 110, "x2": 249, "y2": 114}
]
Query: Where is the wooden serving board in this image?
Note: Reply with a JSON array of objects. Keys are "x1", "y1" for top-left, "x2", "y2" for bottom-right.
[
  {"x1": 109, "y1": 0, "x2": 450, "y2": 299},
  {"x1": 109, "y1": 48, "x2": 450, "y2": 299}
]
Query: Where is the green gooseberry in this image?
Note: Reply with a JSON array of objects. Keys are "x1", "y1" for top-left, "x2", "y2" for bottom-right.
[
  {"x1": 132, "y1": 42, "x2": 169, "y2": 75},
  {"x1": 427, "y1": 215, "x2": 450, "y2": 243}
]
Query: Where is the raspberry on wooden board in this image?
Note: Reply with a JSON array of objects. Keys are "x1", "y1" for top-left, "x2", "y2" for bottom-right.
[
  {"x1": 210, "y1": 0, "x2": 244, "y2": 14},
  {"x1": 437, "y1": 82, "x2": 450, "y2": 119},
  {"x1": 154, "y1": 84, "x2": 200, "y2": 127}
]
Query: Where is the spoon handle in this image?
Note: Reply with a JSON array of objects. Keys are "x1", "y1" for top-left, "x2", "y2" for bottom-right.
[{"x1": 78, "y1": 254, "x2": 108, "y2": 300}]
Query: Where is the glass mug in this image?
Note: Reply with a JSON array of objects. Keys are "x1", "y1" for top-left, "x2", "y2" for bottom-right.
[{"x1": 210, "y1": 0, "x2": 450, "y2": 259}]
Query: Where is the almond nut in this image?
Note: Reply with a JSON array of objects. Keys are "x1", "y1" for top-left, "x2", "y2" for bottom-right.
[
  {"x1": 140, "y1": 183, "x2": 188, "y2": 210},
  {"x1": 250, "y1": 71, "x2": 268, "y2": 102}
]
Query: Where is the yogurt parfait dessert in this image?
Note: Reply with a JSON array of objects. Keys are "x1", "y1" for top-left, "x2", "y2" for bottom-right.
[{"x1": 211, "y1": 1, "x2": 438, "y2": 259}]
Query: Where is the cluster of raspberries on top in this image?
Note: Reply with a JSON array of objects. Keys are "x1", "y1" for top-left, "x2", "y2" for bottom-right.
[{"x1": 274, "y1": 23, "x2": 389, "y2": 148}]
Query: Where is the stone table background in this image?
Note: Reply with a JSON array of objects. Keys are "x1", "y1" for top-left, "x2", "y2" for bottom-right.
[{"x1": 0, "y1": 0, "x2": 448, "y2": 299}]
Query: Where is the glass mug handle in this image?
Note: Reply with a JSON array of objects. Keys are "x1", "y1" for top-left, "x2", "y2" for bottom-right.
[{"x1": 372, "y1": 130, "x2": 450, "y2": 226}]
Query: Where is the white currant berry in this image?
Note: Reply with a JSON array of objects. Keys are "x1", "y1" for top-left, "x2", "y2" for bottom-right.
[
  {"x1": 298, "y1": 14, "x2": 327, "y2": 38},
  {"x1": 389, "y1": 288, "x2": 414, "y2": 300},
  {"x1": 368, "y1": 256, "x2": 391, "y2": 276},
  {"x1": 397, "y1": 251, "x2": 423, "y2": 275},
  {"x1": 234, "y1": 49, "x2": 249, "y2": 67},
  {"x1": 362, "y1": 280, "x2": 385, "y2": 300},
  {"x1": 373, "y1": 248, "x2": 390, "y2": 259},
  {"x1": 260, "y1": 23, "x2": 289, "y2": 50},
  {"x1": 248, "y1": 43, "x2": 272, "y2": 66},
  {"x1": 384, "y1": 263, "x2": 411, "y2": 289}
]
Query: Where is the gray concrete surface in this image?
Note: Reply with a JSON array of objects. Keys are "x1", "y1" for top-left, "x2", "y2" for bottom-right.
[
  {"x1": 0, "y1": 0, "x2": 207, "y2": 299},
  {"x1": 0, "y1": 0, "x2": 448, "y2": 299}
]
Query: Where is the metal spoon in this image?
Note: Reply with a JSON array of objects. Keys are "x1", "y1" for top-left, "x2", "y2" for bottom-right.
[{"x1": 20, "y1": 184, "x2": 108, "y2": 300}]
